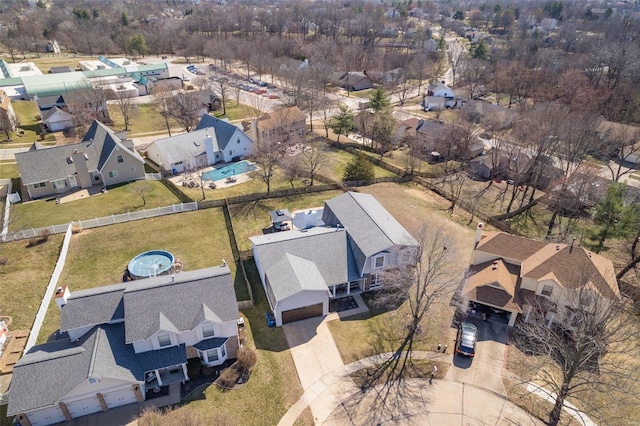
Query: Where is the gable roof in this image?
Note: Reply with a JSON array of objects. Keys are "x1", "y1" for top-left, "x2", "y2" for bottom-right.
[
  {"x1": 15, "y1": 120, "x2": 144, "y2": 185},
  {"x1": 42, "y1": 106, "x2": 73, "y2": 122},
  {"x1": 149, "y1": 127, "x2": 213, "y2": 164},
  {"x1": 195, "y1": 114, "x2": 249, "y2": 150},
  {"x1": 475, "y1": 232, "x2": 548, "y2": 262},
  {"x1": 123, "y1": 265, "x2": 239, "y2": 343},
  {"x1": 251, "y1": 227, "x2": 357, "y2": 304},
  {"x1": 323, "y1": 191, "x2": 418, "y2": 259},
  {"x1": 257, "y1": 106, "x2": 306, "y2": 132},
  {"x1": 8, "y1": 323, "x2": 186, "y2": 415}
]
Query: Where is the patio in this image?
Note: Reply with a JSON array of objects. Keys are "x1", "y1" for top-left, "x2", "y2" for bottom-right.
[{"x1": 169, "y1": 165, "x2": 254, "y2": 190}]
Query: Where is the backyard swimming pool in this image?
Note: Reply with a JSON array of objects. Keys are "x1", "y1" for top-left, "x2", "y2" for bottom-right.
[{"x1": 202, "y1": 160, "x2": 257, "y2": 182}]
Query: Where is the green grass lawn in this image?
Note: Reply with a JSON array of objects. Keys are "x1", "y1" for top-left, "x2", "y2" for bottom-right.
[
  {"x1": 0, "y1": 161, "x2": 18, "y2": 179},
  {"x1": 38, "y1": 208, "x2": 238, "y2": 343},
  {"x1": 10, "y1": 180, "x2": 180, "y2": 231},
  {"x1": 322, "y1": 146, "x2": 397, "y2": 181},
  {"x1": 174, "y1": 258, "x2": 304, "y2": 426},
  {"x1": 108, "y1": 103, "x2": 180, "y2": 136},
  {"x1": 3, "y1": 101, "x2": 57, "y2": 145},
  {"x1": 214, "y1": 102, "x2": 259, "y2": 121},
  {"x1": 0, "y1": 234, "x2": 64, "y2": 331},
  {"x1": 230, "y1": 189, "x2": 344, "y2": 252}
]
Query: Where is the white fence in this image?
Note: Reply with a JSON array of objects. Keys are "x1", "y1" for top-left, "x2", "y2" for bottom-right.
[
  {"x1": 1, "y1": 178, "x2": 12, "y2": 240},
  {"x1": 2, "y1": 202, "x2": 199, "y2": 243},
  {"x1": 24, "y1": 224, "x2": 73, "y2": 353},
  {"x1": 145, "y1": 172, "x2": 162, "y2": 180}
]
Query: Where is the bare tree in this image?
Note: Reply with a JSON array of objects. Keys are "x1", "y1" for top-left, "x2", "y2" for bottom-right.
[
  {"x1": 599, "y1": 124, "x2": 640, "y2": 182},
  {"x1": 512, "y1": 284, "x2": 638, "y2": 426},
  {"x1": 169, "y1": 92, "x2": 203, "y2": 132},
  {"x1": 301, "y1": 140, "x2": 328, "y2": 186},
  {"x1": 355, "y1": 228, "x2": 461, "y2": 423},
  {"x1": 446, "y1": 40, "x2": 466, "y2": 86},
  {"x1": 65, "y1": 83, "x2": 111, "y2": 127},
  {"x1": 212, "y1": 74, "x2": 230, "y2": 116},
  {"x1": 152, "y1": 85, "x2": 173, "y2": 136},
  {"x1": 113, "y1": 90, "x2": 137, "y2": 131},
  {"x1": 280, "y1": 155, "x2": 302, "y2": 188},
  {"x1": 252, "y1": 139, "x2": 280, "y2": 193}
]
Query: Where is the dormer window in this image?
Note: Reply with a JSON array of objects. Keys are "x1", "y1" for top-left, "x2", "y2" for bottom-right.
[
  {"x1": 157, "y1": 333, "x2": 172, "y2": 348},
  {"x1": 202, "y1": 323, "x2": 215, "y2": 339},
  {"x1": 374, "y1": 255, "x2": 385, "y2": 269},
  {"x1": 541, "y1": 284, "x2": 553, "y2": 297}
]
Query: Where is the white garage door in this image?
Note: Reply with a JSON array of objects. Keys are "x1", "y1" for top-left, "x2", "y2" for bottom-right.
[
  {"x1": 103, "y1": 387, "x2": 138, "y2": 409},
  {"x1": 25, "y1": 406, "x2": 66, "y2": 426},
  {"x1": 66, "y1": 396, "x2": 103, "y2": 418}
]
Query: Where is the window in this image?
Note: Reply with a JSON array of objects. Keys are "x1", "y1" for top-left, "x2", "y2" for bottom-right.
[
  {"x1": 373, "y1": 255, "x2": 385, "y2": 269},
  {"x1": 157, "y1": 333, "x2": 172, "y2": 348},
  {"x1": 221, "y1": 345, "x2": 226, "y2": 358},
  {"x1": 237, "y1": 137, "x2": 241, "y2": 144},
  {"x1": 108, "y1": 170, "x2": 118, "y2": 178},
  {"x1": 93, "y1": 172, "x2": 100, "y2": 181},
  {"x1": 174, "y1": 161, "x2": 183, "y2": 166},
  {"x1": 201, "y1": 323, "x2": 215, "y2": 339},
  {"x1": 229, "y1": 150, "x2": 234, "y2": 156},
  {"x1": 88, "y1": 378, "x2": 100, "y2": 384},
  {"x1": 33, "y1": 182, "x2": 46, "y2": 188},
  {"x1": 52, "y1": 179, "x2": 67, "y2": 189},
  {"x1": 117, "y1": 154, "x2": 124, "y2": 163},
  {"x1": 399, "y1": 249, "x2": 413, "y2": 265},
  {"x1": 541, "y1": 284, "x2": 553, "y2": 297},
  {"x1": 205, "y1": 349, "x2": 219, "y2": 363}
]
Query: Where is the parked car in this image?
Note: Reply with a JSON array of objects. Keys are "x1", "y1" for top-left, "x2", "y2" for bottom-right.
[
  {"x1": 455, "y1": 322, "x2": 478, "y2": 357},
  {"x1": 268, "y1": 94, "x2": 280, "y2": 99},
  {"x1": 248, "y1": 78, "x2": 257, "y2": 84},
  {"x1": 257, "y1": 81, "x2": 268, "y2": 87}
]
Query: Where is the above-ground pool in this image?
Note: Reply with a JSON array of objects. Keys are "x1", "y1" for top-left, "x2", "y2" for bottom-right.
[
  {"x1": 202, "y1": 160, "x2": 257, "y2": 182},
  {"x1": 128, "y1": 250, "x2": 175, "y2": 280}
]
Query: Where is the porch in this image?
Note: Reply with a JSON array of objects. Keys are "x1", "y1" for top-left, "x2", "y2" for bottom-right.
[{"x1": 145, "y1": 364, "x2": 188, "y2": 389}]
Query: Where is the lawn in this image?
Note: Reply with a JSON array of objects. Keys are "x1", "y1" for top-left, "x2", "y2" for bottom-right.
[
  {"x1": 230, "y1": 189, "x2": 344, "y2": 252},
  {"x1": 321, "y1": 146, "x2": 397, "y2": 181},
  {"x1": 0, "y1": 161, "x2": 18, "y2": 179},
  {"x1": 108, "y1": 103, "x2": 179, "y2": 136},
  {"x1": 4, "y1": 101, "x2": 57, "y2": 145},
  {"x1": 38, "y1": 208, "x2": 238, "y2": 343},
  {"x1": 0, "y1": 234, "x2": 64, "y2": 331},
  {"x1": 170, "y1": 258, "x2": 304, "y2": 426},
  {"x1": 213, "y1": 102, "x2": 259, "y2": 121},
  {"x1": 10, "y1": 180, "x2": 180, "y2": 231}
]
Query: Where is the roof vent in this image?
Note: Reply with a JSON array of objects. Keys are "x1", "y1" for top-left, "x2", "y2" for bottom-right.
[
  {"x1": 555, "y1": 245, "x2": 560, "y2": 250},
  {"x1": 66, "y1": 156, "x2": 74, "y2": 164}
]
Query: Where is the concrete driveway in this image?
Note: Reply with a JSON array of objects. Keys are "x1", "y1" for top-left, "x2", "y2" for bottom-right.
[{"x1": 447, "y1": 317, "x2": 510, "y2": 395}]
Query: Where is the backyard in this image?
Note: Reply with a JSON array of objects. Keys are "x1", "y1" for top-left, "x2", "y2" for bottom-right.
[
  {"x1": 108, "y1": 103, "x2": 180, "y2": 136},
  {"x1": 9, "y1": 180, "x2": 181, "y2": 231},
  {"x1": 5, "y1": 101, "x2": 57, "y2": 145},
  {"x1": 0, "y1": 234, "x2": 64, "y2": 332},
  {"x1": 37, "y1": 208, "x2": 239, "y2": 343}
]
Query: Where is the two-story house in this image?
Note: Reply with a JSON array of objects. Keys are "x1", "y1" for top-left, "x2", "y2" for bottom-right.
[
  {"x1": 15, "y1": 120, "x2": 146, "y2": 200},
  {"x1": 7, "y1": 265, "x2": 239, "y2": 426},
  {"x1": 461, "y1": 223, "x2": 620, "y2": 327},
  {"x1": 422, "y1": 81, "x2": 459, "y2": 111},
  {"x1": 243, "y1": 106, "x2": 306, "y2": 149},
  {"x1": 251, "y1": 192, "x2": 418, "y2": 326}
]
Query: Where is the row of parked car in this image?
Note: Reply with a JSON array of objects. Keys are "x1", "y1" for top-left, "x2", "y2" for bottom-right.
[{"x1": 186, "y1": 64, "x2": 204, "y2": 75}]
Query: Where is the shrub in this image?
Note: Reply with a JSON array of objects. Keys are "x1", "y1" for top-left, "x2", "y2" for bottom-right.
[
  {"x1": 237, "y1": 347, "x2": 257, "y2": 375},
  {"x1": 343, "y1": 152, "x2": 375, "y2": 182}
]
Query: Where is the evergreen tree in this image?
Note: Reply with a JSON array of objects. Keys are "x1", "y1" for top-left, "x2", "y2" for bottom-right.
[
  {"x1": 368, "y1": 87, "x2": 390, "y2": 112},
  {"x1": 121, "y1": 11, "x2": 130, "y2": 26},
  {"x1": 591, "y1": 182, "x2": 640, "y2": 253},
  {"x1": 330, "y1": 106, "x2": 356, "y2": 143},
  {"x1": 343, "y1": 153, "x2": 375, "y2": 182}
]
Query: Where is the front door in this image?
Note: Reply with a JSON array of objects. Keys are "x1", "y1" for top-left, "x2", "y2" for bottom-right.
[{"x1": 68, "y1": 175, "x2": 78, "y2": 188}]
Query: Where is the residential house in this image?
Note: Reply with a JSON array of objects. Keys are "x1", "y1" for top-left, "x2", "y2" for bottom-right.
[
  {"x1": 331, "y1": 71, "x2": 374, "y2": 92},
  {"x1": 461, "y1": 223, "x2": 620, "y2": 327},
  {"x1": 15, "y1": 120, "x2": 145, "y2": 199},
  {"x1": 0, "y1": 89, "x2": 17, "y2": 133},
  {"x1": 41, "y1": 106, "x2": 74, "y2": 132},
  {"x1": 244, "y1": 106, "x2": 306, "y2": 148},
  {"x1": 422, "y1": 81, "x2": 459, "y2": 111},
  {"x1": 251, "y1": 192, "x2": 418, "y2": 326},
  {"x1": 146, "y1": 114, "x2": 254, "y2": 174},
  {"x1": 7, "y1": 265, "x2": 239, "y2": 426}
]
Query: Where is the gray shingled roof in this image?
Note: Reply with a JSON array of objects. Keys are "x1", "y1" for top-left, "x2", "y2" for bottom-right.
[
  {"x1": 195, "y1": 114, "x2": 244, "y2": 150},
  {"x1": 15, "y1": 120, "x2": 144, "y2": 185},
  {"x1": 323, "y1": 192, "x2": 418, "y2": 258},
  {"x1": 193, "y1": 337, "x2": 228, "y2": 351},
  {"x1": 267, "y1": 254, "x2": 330, "y2": 302},
  {"x1": 8, "y1": 324, "x2": 186, "y2": 415},
  {"x1": 123, "y1": 265, "x2": 238, "y2": 343},
  {"x1": 149, "y1": 127, "x2": 214, "y2": 164},
  {"x1": 251, "y1": 227, "x2": 355, "y2": 303},
  {"x1": 60, "y1": 283, "x2": 127, "y2": 332}
]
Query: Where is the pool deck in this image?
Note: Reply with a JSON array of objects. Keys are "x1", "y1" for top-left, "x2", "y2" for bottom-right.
[{"x1": 168, "y1": 162, "x2": 256, "y2": 190}]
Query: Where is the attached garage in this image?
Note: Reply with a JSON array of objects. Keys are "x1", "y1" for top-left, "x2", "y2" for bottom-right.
[
  {"x1": 66, "y1": 396, "x2": 103, "y2": 418},
  {"x1": 103, "y1": 387, "x2": 138, "y2": 409},
  {"x1": 24, "y1": 405, "x2": 66, "y2": 426},
  {"x1": 282, "y1": 303, "x2": 324, "y2": 324}
]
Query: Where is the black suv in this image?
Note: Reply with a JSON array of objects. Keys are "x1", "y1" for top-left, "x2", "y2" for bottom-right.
[{"x1": 456, "y1": 322, "x2": 478, "y2": 357}]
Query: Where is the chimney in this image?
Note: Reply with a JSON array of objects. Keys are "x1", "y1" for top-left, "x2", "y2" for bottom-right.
[
  {"x1": 474, "y1": 222, "x2": 484, "y2": 248},
  {"x1": 55, "y1": 286, "x2": 70, "y2": 310},
  {"x1": 570, "y1": 237, "x2": 576, "y2": 253}
]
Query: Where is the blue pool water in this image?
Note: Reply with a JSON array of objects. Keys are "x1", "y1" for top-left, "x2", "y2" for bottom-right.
[
  {"x1": 128, "y1": 250, "x2": 174, "y2": 279},
  {"x1": 202, "y1": 160, "x2": 257, "y2": 182}
]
